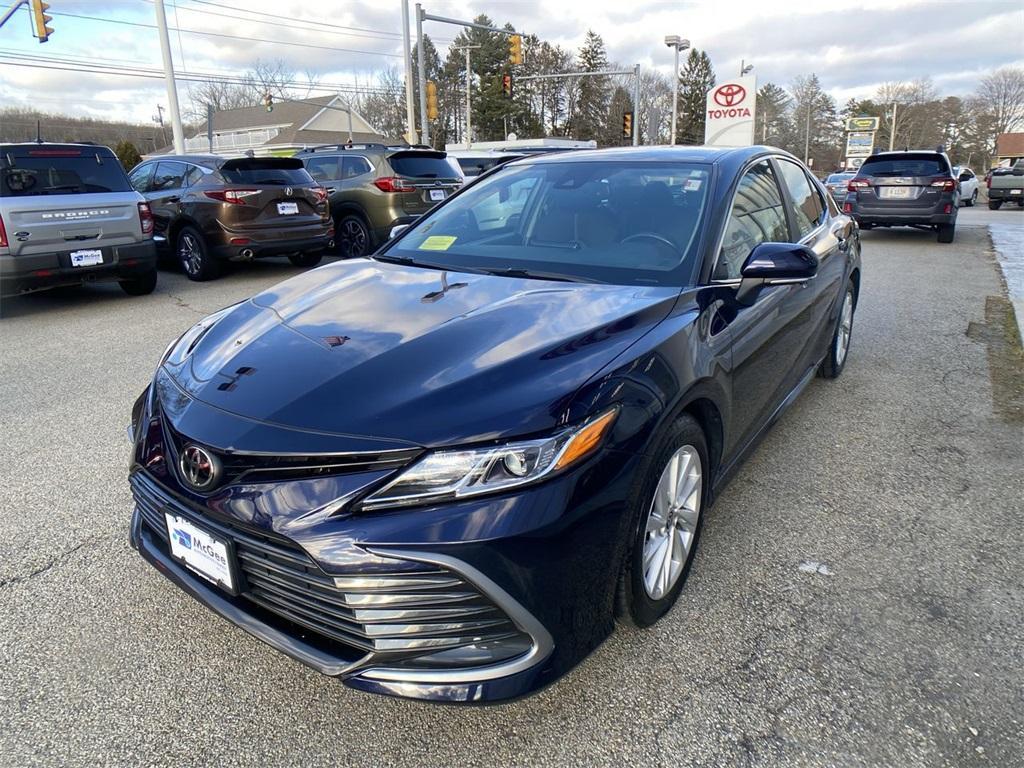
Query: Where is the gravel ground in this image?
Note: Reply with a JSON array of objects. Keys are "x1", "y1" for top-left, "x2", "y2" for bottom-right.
[{"x1": 1, "y1": 220, "x2": 1022, "y2": 768}]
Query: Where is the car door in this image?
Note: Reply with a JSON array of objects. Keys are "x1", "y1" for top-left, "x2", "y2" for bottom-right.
[
  {"x1": 712, "y1": 159, "x2": 823, "y2": 460},
  {"x1": 147, "y1": 161, "x2": 188, "y2": 243},
  {"x1": 958, "y1": 168, "x2": 977, "y2": 201},
  {"x1": 304, "y1": 155, "x2": 343, "y2": 194},
  {"x1": 773, "y1": 157, "x2": 848, "y2": 373}
]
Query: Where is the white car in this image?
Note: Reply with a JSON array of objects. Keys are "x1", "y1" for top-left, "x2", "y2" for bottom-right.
[{"x1": 954, "y1": 166, "x2": 979, "y2": 207}]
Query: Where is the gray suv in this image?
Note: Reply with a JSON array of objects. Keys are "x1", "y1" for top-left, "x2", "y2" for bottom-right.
[
  {"x1": 844, "y1": 149, "x2": 959, "y2": 243},
  {"x1": 1, "y1": 142, "x2": 157, "y2": 299}
]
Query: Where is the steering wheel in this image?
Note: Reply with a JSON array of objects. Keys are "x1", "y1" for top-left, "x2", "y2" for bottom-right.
[{"x1": 620, "y1": 232, "x2": 676, "y2": 249}]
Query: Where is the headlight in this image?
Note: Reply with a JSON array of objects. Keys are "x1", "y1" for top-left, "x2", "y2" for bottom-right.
[
  {"x1": 159, "y1": 304, "x2": 237, "y2": 368},
  {"x1": 360, "y1": 407, "x2": 618, "y2": 510}
]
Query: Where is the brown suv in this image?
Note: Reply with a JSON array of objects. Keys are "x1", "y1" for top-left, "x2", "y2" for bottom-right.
[{"x1": 129, "y1": 155, "x2": 332, "y2": 280}]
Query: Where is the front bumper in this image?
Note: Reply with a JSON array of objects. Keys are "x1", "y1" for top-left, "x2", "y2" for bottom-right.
[{"x1": 0, "y1": 240, "x2": 156, "y2": 297}]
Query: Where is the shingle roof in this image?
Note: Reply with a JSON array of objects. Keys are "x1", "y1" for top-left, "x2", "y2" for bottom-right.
[
  {"x1": 996, "y1": 133, "x2": 1024, "y2": 159},
  {"x1": 197, "y1": 95, "x2": 336, "y2": 134}
]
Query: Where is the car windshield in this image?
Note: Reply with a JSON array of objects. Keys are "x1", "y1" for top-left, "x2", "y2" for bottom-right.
[
  {"x1": 859, "y1": 154, "x2": 948, "y2": 177},
  {"x1": 385, "y1": 160, "x2": 711, "y2": 286},
  {"x1": 1, "y1": 149, "x2": 131, "y2": 196},
  {"x1": 827, "y1": 173, "x2": 854, "y2": 183}
]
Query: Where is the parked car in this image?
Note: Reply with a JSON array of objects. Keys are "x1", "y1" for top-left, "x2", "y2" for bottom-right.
[
  {"x1": 844, "y1": 149, "x2": 959, "y2": 242},
  {"x1": 952, "y1": 166, "x2": 979, "y2": 207},
  {"x1": 824, "y1": 171, "x2": 856, "y2": 203},
  {"x1": 987, "y1": 160, "x2": 1024, "y2": 210},
  {"x1": 129, "y1": 155, "x2": 332, "y2": 281},
  {"x1": 296, "y1": 143, "x2": 462, "y2": 258},
  {"x1": 128, "y1": 145, "x2": 861, "y2": 704},
  {"x1": 1, "y1": 142, "x2": 157, "y2": 300},
  {"x1": 447, "y1": 150, "x2": 527, "y2": 180}
]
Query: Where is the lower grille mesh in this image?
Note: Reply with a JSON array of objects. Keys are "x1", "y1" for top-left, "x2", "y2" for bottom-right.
[{"x1": 131, "y1": 472, "x2": 520, "y2": 655}]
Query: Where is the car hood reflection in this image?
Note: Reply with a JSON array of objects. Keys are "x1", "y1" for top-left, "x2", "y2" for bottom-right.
[{"x1": 165, "y1": 259, "x2": 680, "y2": 447}]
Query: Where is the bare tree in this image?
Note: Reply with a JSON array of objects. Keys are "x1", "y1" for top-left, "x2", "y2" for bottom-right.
[
  {"x1": 975, "y1": 66, "x2": 1024, "y2": 154},
  {"x1": 185, "y1": 58, "x2": 299, "y2": 121}
]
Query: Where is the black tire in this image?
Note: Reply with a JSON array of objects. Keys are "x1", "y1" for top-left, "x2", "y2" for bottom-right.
[
  {"x1": 288, "y1": 252, "x2": 323, "y2": 268},
  {"x1": 989, "y1": 200, "x2": 1002, "y2": 211},
  {"x1": 119, "y1": 269, "x2": 157, "y2": 296},
  {"x1": 965, "y1": 189, "x2": 977, "y2": 207},
  {"x1": 937, "y1": 222, "x2": 956, "y2": 243},
  {"x1": 336, "y1": 214, "x2": 372, "y2": 259},
  {"x1": 616, "y1": 413, "x2": 708, "y2": 628},
  {"x1": 176, "y1": 225, "x2": 221, "y2": 281},
  {"x1": 820, "y1": 280, "x2": 855, "y2": 379}
]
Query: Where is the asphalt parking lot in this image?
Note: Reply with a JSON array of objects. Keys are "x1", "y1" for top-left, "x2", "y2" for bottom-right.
[{"x1": 1, "y1": 211, "x2": 1022, "y2": 767}]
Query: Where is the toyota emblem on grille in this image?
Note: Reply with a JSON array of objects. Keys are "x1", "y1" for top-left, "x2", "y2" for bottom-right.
[{"x1": 179, "y1": 444, "x2": 221, "y2": 491}]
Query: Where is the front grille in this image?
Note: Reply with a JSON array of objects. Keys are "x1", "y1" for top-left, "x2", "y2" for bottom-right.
[{"x1": 131, "y1": 472, "x2": 521, "y2": 656}]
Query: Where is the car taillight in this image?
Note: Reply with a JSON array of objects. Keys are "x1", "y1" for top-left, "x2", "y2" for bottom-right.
[
  {"x1": 842, "y1": 202, "x2": 852, "y2": 213},
  {"x1": 205, "y1": 189, "x2": 261, "y2": 205},
  {"x1": 373, "y1": 176, "x2": 416, "y2": 193},
  {"x1": 314, "y1": 186, "x2": 329, "y2": 203},
  {"x1": 0, "y1": 213, "x2": 7, "y2": 248},
  {"x1": 929, "y1": 177, "x2": 956, "y2": 191},
  {"x1": 847, "y1": 178, "x2": 870, "y2": 192},
  {"x1": 986, "y1": 175, "x2": 992, "y2": 189},
  {"x1": 137, "y1": 202, "x2": 154, "y2": 236}
]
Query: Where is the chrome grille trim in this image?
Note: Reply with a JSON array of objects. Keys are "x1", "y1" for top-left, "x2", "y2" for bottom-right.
[{"x1": 131, "y1": 471, "x2": 522, "y2": 658}]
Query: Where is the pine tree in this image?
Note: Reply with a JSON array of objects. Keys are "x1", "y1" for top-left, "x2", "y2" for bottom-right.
[
  {"x1": 569, "y1": 30, "x2": 609, "y2": 140},
  {"x1": 677, "y1": 49, "x2": 715, "y2": 145},
  {"x1": 755, "y1": 83, "x2": 791, "y2": 146}
]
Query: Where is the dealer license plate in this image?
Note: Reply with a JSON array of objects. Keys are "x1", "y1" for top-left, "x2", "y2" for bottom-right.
[
  {"x1": 165, "y1": 513, "x2": 236, "y2": 593},
  {"x1": 429, "y1": 189, "x2": 446, "y2": 201},
  {"x1": 277, "y1": 202, "x2": 299, "y2": 215},
  {"x1": 70, "y1": 249, "x2": 103, "y2": 267},
  {"x1": 880, "y1": 187, "x2": 911, "y2": 199}
]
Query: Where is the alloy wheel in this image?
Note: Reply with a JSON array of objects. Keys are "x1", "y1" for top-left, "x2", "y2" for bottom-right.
[
  {"x1": 642, "y1": 445, "x2": 702, "y2": 600},
  {"x1": 178, "y1": 232, "x2": 202, "y2": 277},
  {"x1": 836, "y1": 289, "x2": 854, "y2": 365},
  {"x1": 340, "y1": 218, "x2": 368, "y2": 258}
]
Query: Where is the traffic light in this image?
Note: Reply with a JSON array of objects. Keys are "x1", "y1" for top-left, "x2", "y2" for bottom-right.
[
  {"x1": 501, "y1": 74, "x2": 513, "y2": 100},
  {"x1": 29, "y1": 0, "x2": 53, "y2": 43},
  {"x1": 426, "y1": 81, "x2": 438, "y2": 120},
  {"x1": 508, "y1": 34, "x2": 523, "y2": 66},
  {"x1": 263, "y1": 92, "x2": 274, "y2": 112},
  {"x1": 622, "y1": 111, "x2": 633, "y2": 139}
]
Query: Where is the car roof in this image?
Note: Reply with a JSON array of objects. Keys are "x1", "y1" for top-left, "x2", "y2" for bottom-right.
[
  {"x1": 146, "y1": 154, "x2": 222, "y2": 168},
  {"x1": 2, "y1": 141, "x2": 114, "y2": 152}
]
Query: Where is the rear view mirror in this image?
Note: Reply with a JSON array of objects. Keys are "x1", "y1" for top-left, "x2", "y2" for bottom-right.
[{"x1": 735, "y1": 242, "x2": 819, "y2": 305}]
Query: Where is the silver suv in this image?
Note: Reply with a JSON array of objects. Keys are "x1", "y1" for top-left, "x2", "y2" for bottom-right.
[{"x1": 1, "y1": 142, "x2": 158, "y2": 300}]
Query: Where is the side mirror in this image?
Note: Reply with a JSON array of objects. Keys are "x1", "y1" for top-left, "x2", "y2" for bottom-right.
[
  {"x1": 735, "y1": 242, "x2": 818, "y2": 305},
  {"x1": 389, "y1": 224, "x2": 409, "y2": 240}
]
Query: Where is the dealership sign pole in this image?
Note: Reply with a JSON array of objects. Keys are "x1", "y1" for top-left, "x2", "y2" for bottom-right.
[{"x1": 704, "y1": 76, "x2": 756, "y2": 147}]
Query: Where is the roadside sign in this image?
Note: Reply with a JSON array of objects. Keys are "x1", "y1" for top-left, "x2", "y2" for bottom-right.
[
  {"x1": 845, "y1": 130, "x2": 875, "y2": 157},
  {"x1": 704, "y1": 76, "x2": 756, "y2": 147},
  {"x1": 846, "y1": 116, "x2": 880, "y2": 132},
  {"x1": 846, "y1": 157, "x2": 864, "y2": 170}
]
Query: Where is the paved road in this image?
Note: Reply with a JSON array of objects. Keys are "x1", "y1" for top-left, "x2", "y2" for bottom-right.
[{"x1": 1, "y1": 216, "x2": 1022, "y2": 768}]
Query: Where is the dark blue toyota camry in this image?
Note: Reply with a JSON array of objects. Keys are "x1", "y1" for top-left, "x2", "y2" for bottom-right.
[{"x1": 129, "y1": 145, "x2": 861, "y2": 704}]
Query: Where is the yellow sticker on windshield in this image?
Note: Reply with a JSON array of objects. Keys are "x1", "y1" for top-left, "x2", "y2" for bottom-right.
[{"x1": 419, "y1": 235, "x2": 457, "y2": 251}]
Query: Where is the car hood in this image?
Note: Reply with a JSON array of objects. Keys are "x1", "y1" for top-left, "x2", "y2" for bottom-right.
[{"x1": 163, "y1": 259, "x2": 679, "y2": 448}]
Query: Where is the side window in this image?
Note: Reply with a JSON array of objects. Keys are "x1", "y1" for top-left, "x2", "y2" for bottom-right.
[
  {"x1": 129, "y1": 163, "x2": 154, "y2": 193},
  {"x1": 152, "y1": 161, "x2": 187, "y2": 192},
  {"x1": 342, "y1": 156, "x2": 372, "y2": 179},
  {"x1": 777, "y1": 159, "x2": 825, "y2": 239},
  {"x1": 305, "y1": 156, "x2": 341, "y2": 182},
  {"x1": 714, "y1": 161, "x2": 789, "y2": 280},
  {"x1": 184, "y1": 165, "x2": 204, "y2": 187}
]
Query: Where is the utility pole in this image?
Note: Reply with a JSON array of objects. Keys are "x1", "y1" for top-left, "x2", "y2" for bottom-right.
[
  {"x1": 888, "y1": 101, "x2": 898, "y2": 151},
  {"x1": 415, "y1": 3, "x2": 429, "y2": 145},
  {"x1": 153, "y1": 0, "x2": 184, "y2": 154},
  {"x1": 804, "y1": 99, "x2": 811, "y2": 164},
  {"x1": 632, "y1": 64, "x2": 640, "y2": 147},
  {"x1": 454, "y1": 45, "x2": 480, "y2": 148},
  {"x1": 401, "y1": 0, "x2": 418, "y2": 144}
]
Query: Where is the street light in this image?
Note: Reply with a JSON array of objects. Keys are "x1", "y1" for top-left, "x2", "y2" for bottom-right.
[
  {"x1": 664, "y1": 35, "x2": 690, "y2": 146},
  {"x1": 740, "y1": 60, "x2": 754, "y2": 77}
]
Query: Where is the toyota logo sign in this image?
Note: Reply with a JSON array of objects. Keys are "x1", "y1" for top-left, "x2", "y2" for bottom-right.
[
  {"x1": 178, "y1": 444, "x2": 222, "y2": 491},
  {"x1": 713, "y1": 83, "x2": 746, "y2": 108}
]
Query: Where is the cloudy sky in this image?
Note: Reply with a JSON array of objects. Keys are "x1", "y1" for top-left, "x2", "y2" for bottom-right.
[{"x1": 1, "y1": 0, "x2": 1021, "y2": 127}]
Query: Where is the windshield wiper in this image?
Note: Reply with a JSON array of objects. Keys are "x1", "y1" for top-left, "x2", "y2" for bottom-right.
[{"x1": 482, "y1": 267, "x2": 596, "y2": 284}]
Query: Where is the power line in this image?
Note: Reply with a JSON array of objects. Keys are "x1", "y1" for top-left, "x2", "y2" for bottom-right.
[{"x1": 40, "y1": 8, "x2": 404, "y2": 58}]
